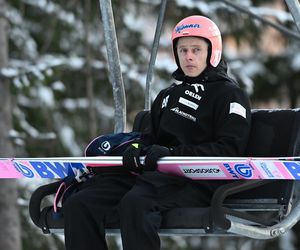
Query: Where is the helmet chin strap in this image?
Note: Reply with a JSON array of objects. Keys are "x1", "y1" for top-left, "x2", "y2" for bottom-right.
[{"x1": 206, "y1": 41, "x2": 212, "y2": 66}]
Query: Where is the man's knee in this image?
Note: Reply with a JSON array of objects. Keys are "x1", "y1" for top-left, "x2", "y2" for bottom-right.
[
  {"x1": 119, "y1": 188, "x2": 156, "y2": 217},
  {"x1": 119, "y1": 190, "x2": 162, "y2": 234},
  {"x1": 119, "y1": 190, "x2": 144, "y2": 215}
]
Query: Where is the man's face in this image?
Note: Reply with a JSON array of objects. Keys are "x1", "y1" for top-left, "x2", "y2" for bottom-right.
[{"x1": 176, "y1": 37, "x2": 209, "y2": 77}]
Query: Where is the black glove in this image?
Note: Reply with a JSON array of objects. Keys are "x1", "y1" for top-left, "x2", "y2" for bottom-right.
[
  {"x1": 122, "y1": 143, "x2": 145, "y2": 174},
  {"x1": 144, "y1": 144, "x2": 171, "y2": 171}
]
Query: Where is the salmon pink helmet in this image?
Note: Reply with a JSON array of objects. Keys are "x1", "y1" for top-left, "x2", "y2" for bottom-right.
[{"x1": 172, "y1": 15, "x2": 222, "y2": 68}]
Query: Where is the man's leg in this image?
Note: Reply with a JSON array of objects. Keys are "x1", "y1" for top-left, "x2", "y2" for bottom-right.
[
  {"x1": 119, "y1": 179, "x2": 161, "y2": 250},
  {"x1": 64, "y1": 173, "x2": 135, "y2": 250},
  {"x1": 119, "y1": 172, "x2": 214, "y2": 250}
]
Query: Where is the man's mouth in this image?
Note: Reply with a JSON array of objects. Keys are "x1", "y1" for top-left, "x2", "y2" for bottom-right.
[{"x1": 185, "y1": 65, "x2": 195, "y2": 69}]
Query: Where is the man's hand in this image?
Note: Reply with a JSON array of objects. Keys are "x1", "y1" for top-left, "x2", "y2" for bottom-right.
[
  {"x1": 144, "y1": 144, "x2": 171, "y2": 171},
  {"x1": 122, "y1": 143, "x2": 144, "y2": 174}
]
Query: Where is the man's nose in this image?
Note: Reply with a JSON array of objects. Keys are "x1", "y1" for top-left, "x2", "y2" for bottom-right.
[{"x1": 185, "y1": 50, "x2": 193, "y2": 60}]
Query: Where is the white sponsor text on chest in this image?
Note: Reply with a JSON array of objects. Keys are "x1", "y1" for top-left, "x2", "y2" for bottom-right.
[
  {"x1": 185, "y1": 90, "x2": 201, "y2": 100},
  {"x1": 179, "y1": 97, "x2": 199, "y2": 110}
]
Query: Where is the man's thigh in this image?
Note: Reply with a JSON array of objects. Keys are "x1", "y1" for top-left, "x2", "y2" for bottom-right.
[
  {"x1": 64, "y1": 173, "x2": 136, "y2": 214},
  {"x1": 127, "y1": 172, "x2": 212, "y2": 210}
]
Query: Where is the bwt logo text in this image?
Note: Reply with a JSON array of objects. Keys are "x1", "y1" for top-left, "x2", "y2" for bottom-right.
[{"x1": 14, "y1": 161, "x2": 86, "y2": 178}]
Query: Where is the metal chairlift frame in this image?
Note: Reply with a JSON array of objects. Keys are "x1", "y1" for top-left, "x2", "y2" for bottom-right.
[
  {"x1": 98, "y1": 0, "x2": 300, "y2": 239},
  {"x1": 86, "y1": 0, "x2": 300, "y2": 239},
  {"x1": 29, "y1": 0, "x2": 300, "y2": 241}
]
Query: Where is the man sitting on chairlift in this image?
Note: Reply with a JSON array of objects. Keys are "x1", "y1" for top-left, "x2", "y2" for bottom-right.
[{"x1": 63, "y1": 15, "x2": 251, "y2": 250}]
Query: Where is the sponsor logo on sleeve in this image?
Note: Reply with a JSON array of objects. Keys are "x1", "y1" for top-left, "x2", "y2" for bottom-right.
[
  {"x1": 162, "y1": 95, "x2": 170, "y2": 109},
  {"x1": 229, "y1": 102, "x2": 246, "y2": 119}
]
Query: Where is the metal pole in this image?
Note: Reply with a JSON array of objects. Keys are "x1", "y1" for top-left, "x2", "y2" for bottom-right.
[
  {"x1": 144, "y1": 0, "x2": 168, "y2": 110},
  {"x1": 285, "y1": 0, "x2": 300, "y2": 34},
  {"x1": 228, "y1": 197, "x2": 300, "y2": 239},
  {"x1": 99, "y1": 0, "x2": 126, "y2": 133}
]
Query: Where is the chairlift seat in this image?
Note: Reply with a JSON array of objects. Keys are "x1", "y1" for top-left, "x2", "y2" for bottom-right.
[{"x1": 29, "y1": 108, "x2": 300, "y2": 238}]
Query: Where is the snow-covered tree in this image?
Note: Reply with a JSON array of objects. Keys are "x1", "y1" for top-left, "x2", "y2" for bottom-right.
[{"x1": 1, "y1": 0, "x2": 300, "y2": 249}]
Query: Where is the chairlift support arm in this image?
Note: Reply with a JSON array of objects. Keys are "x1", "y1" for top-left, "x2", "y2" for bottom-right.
[
  {"x1": 145, "y1": 0, "x2": 167, "y2": 110},
  {"x1": 95, "y1": 0, "x2": 300, "y2": 238},
  {"x1": 228, "y1": 198, "x2": 300, "y2": 239},
  {"x1": 98, "y1": 0, "x2": 126, "y2": 133}
]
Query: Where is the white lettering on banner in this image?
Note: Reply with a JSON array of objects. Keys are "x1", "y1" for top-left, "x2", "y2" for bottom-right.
[
  {"x1": 229, "y1": 102, "x2": 246, "y2": 119},
  {"x1": 179, "y1": 97, "x2": 199, "y2": 110}
]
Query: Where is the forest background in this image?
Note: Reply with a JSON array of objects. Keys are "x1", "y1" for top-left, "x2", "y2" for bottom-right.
[{"x1": 1, "y1": 0, "x2": 300, "y2": 249}]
